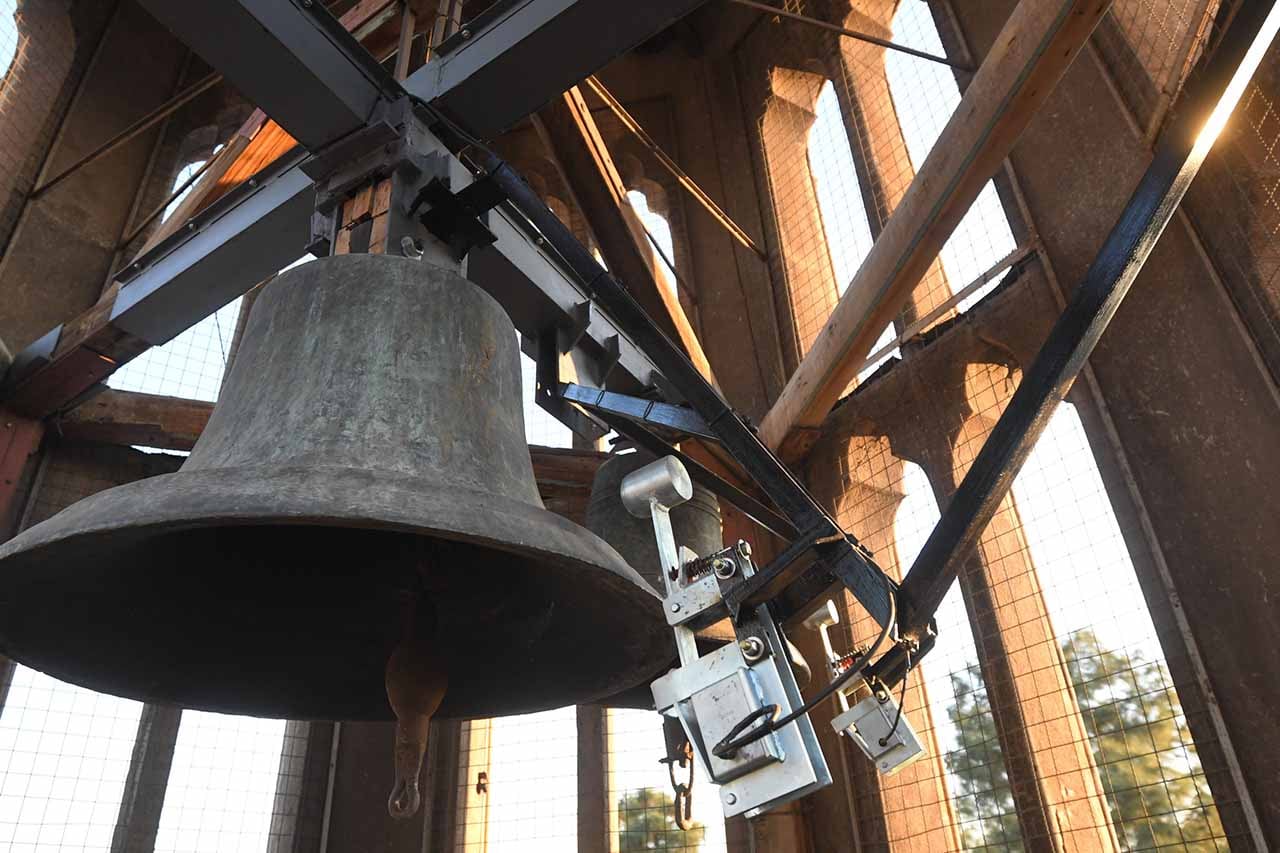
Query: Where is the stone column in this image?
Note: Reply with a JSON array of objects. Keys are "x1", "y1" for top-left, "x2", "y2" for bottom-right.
[
  {"x1": 803, "y1": 431, "x2": 963, "y2": 852},
  {"x1": 826, "y1": 2, "x2": 954, "y2": 326}
]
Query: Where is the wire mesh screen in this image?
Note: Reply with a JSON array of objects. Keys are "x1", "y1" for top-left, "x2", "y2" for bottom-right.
[
  {"x1": 452, "y1": 708, "x2": 578, "y2": 851},
  {"x1": 607, "y1": 709, "x2": 729, "y2": 853},
  {"x1": 745, "y1": 1, "x2": 1020, "y2": 379},
  {"x1": 0, "y1": 444, "x2": 175, "y2": 853},
  {"x1": 0, "y1": 667, "x2": 143, "y2": 852},
  {"x1": 809, "y1": 335, "x2": 1238, "y2": 850},
  {"x1": 1092, "y1": 0, "x2": 1220, "y2": 135},
  {"x1": 107, "y1": 297, "x2": 242, "y2": 403},
  {"x1": 1182, "y1": 25, "x2": 1280, "y2": 381},
  {"x1": 152, "y1": 712, "x2": 287, "y2": 852}
]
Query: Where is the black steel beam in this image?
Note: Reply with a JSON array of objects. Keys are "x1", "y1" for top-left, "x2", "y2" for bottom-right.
[
  {"x1": 137, "y1": 0, "x2": 398, "y2": 151},
  {"x1": 894, "y1": 0, "x2": 1280, "y2": 636},
  {"x1": 482, "y1": 155, "x2": 897, "y2": 628},
  {"x1": 410, "y1": 0, "x2": 713, "y2": 139}
]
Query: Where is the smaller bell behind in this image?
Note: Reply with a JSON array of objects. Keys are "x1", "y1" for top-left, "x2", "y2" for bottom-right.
[
  {"x1": 585, "y1": 449, "x2": 733, "y2": 709},
  {"x1": 0, "y1": 254, "x2": 670, "y2": 721}
]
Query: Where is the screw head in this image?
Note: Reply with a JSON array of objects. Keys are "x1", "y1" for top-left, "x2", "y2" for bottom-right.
[
  {"x1": 736, "y1": 540, "x2": 752, "y2": 559},
  {"x1": 670, "y1": 602, "x2": 681, "y2": 613},
  {"x1": 739, "y1": 636, "x2": 765, "y2": 662},
  {"x1": 461, "y1": 28, "x2": 472, "y2": 39},
  {"x1": 724, "y1": 793, "x2": 737, "y2": 805}
]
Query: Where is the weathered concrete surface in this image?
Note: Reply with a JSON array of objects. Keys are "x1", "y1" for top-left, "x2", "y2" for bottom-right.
[{"x1": 0, "y1": 0, "x2": 187, "y2": 350}]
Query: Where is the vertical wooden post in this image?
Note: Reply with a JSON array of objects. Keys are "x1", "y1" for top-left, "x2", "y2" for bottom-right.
[
  {"x1": 577, "y1": 705, "x2": 609, "y2": 853},
  {"x1": 111, "y1": 705, "x2": 184, "y2": 853},
  {"x1": 0, "y1": 411, "x2": 43, "y2": 540}
]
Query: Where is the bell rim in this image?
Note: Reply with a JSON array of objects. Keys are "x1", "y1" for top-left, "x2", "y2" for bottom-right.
[{"x1": 0, "y1": 463, "x2": 671, "y2": 719}]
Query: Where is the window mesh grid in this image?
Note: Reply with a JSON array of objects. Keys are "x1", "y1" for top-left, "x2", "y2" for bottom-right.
[
  {"x1": 607, "y1": 708, "x2": 729, "y2": 853},
  {"x1": 453, "y1": 709, "x2": 579, "y2": 852},
  {"x1": 808, "y1": 349, "x2": 1237, "y2": 849},
  {"x1": 748, "y1": 1, "x2": 1018, "y2": 380},
  {"x1": 152, "y1": 712, "x2": 287, "y2": 853},
  {"x1": 0, "y1": 0, "x2": 1264, "y2": 849}
]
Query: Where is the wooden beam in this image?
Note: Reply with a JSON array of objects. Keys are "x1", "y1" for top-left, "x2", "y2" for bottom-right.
[
  {"x1": 0, "y1": 410, "x2": 43, "y2": 537},
  {"x1": 59, "y1": 389, "x2": 212, "y2": 451},
  {"x1": 533, "y1": 86, "x2": 717, "y2": 385},
  {"x1": 756, "y1": 0, "x2": 1110, "y2": 459}
]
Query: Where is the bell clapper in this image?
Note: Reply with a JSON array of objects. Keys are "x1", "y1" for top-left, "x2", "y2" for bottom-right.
[{"x1": 386, "y1": 583, "x2": 448, "y2": 820}]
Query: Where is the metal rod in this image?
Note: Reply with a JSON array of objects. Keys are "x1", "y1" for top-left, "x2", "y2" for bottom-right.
[
  {"x1": 117, "y1": 153, "x2": 219, "y2": 250},
  {"x1": 894, "y1": 0, "x2": 1280, "y2": 635},
  {"x1": 858, "y1": 243, "x2": 1035, "y2": 372},
  {"x1": 30, "y1": 73, "x2": 223, "y2": 199},
  {"x1": 727, "y1": 0, "x2": 971, "y2": 71},
  {"x1": 584, "y1": 75, "x2": 767, "y2": 258}
]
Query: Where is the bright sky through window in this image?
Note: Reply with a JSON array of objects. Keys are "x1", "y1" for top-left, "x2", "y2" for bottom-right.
[
  {"x1": 807, "y1": 80, "x2": 898, "y2": 380},
  {"x1": 0, "y1": 0, "x2": 17, "y2": 79},
  {"x1": 886, "y1": 1, "x2": 1017, "y2": 310}
]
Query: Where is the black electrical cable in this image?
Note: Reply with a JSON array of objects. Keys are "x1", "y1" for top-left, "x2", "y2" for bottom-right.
[
  {"x1": 412, "y1": 100, "x2": 910, "y2": 755},
  {"x1": 878, "y1": 649, "x2": 912, "y2": 748},
  {"x1": 712, "y1": 570, "x2": 898, "y2": 760}
]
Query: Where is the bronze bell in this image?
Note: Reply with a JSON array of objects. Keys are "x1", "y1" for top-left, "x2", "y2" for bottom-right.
[
  {"x1": 0, "y1": 254, "x2": 671, "y2": 722},
  {"x1": 586, "y1": 448, "x2": 724, "y2": 596},
  {"x1": 586, "y1": 450, "x2": 812, "y2": 707},
  {"x1": 585, "y1": 449, "x2": 735, "y2": 709}
]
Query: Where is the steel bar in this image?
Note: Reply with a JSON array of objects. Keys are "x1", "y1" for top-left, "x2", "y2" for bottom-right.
[
  {"x1": 29, "y1": 73, "x2": 223, "y2": 198},
  {"x1": 584, "y1": 75, "x2": 766, "y2": 258},
  {"x1": 481, "y1": 152, "x2": 895, "y2": 627},
  {"x1": 591, "y1": 411, "x2": 798, "y2": 541},
  {"x1": 895, "y1": 0, "x2": 1280, "y2": 636},
  {"x1": 857, "y1": 243, "x2": 1036, "y2": 373},
  {"x1": 137, "y1": 0, "x2": 400, "y2": 151},
  {"x1": 412, "y1": 0, "x2": 714, "y2": 139},
  {"x1": 560, "y1": 382, "x2": 717, "y2": 440},
  {"x1": 727, "y1": 0, "x2": 970, "y2": 71}
]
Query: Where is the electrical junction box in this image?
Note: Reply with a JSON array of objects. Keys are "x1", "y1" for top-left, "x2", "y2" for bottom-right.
[{"x1": 831, "y1": 691, "x2": 925, "y2": 776}]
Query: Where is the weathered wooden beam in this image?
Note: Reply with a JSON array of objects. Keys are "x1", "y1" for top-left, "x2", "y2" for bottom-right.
[
  {"x1": 0, "y1": 410, "x2": 43, "y2": 537},
  {"x1": 756, "y1": 0, "x2": 1110, "y2": 459},
  {"x1": 59, "y1": 389, "x2": 212, "y2": 451},
  {"x1": 533, "y1": 86, "x2": 717, "y2": 385}
]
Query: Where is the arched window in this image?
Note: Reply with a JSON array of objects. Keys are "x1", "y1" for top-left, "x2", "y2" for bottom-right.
[
  {"x1": 807, "y1": 79, "x2": 897, "y2": 378},
  {"x1": 0, "y1": 0, "x2": 18, "y2": 79},
  {"x1": 893, "y1": 461, "x2": 1023, "y2": 849},
  {"x1": 1008, "y1": 404, "x2": 1225, "y2": 848},
  {"x1": 162, "y1": 144, "x2": 221, "y2": 222},
  {"x1": 625, "y1": 185, "x2": 679, "y2": 302},
  {"x1": 884, "y1": 3, "x2": 1017, "y2": 311}
]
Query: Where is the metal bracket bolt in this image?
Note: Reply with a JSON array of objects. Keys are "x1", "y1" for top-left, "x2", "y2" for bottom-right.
[
  {"x1": 739, "y1": 636, "x2": 765, "y2": 663},
  {"x1": 713, "y1": 557, "x2": 736, "y2": 580}
]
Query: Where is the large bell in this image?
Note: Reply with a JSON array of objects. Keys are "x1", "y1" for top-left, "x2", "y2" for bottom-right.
[{"x1": 0, "y1": 254, "x2": 670, "y2": 721}]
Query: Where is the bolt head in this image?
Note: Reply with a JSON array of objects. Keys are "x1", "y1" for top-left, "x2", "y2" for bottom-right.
[
  {"x1": 712, "y1": 557, "x2": 735, "y2": 579},
  {"x1": 739, "y1": 636, "x2": 765, "y2": 662},
  {"x1": 670, "y1": 602, "x2": 681, "y2": 613},
  {"x1": 724, "y1": 793, "x2": 737, "y2": 805},
  {"x1": 461, "y1": 28, "x2": 472, "y2": 38},
  {"x1": 736, "y1": 540, "x2": 752, "y2": 559}
]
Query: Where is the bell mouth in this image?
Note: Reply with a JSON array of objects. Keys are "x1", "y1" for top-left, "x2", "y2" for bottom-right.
[{"x1": 0, "y1": 465, "x2": 671, "y2": 721}]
